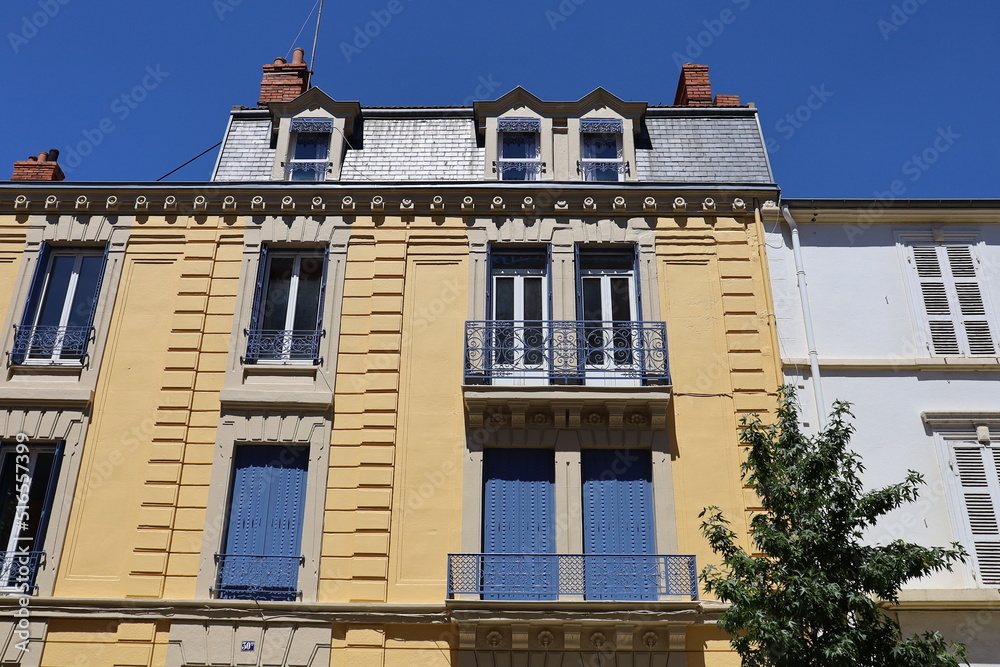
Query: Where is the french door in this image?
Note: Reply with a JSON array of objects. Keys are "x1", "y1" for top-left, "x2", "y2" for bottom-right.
[
  {"x1": 578, "y1": 251, "x2": 639, "y2": 385},
  {"x1": 490, "y1": 251, "x2": 549, "y2": 385}
]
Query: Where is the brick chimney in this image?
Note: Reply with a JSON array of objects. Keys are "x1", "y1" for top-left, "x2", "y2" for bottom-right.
[
  {"x1": 11, "y1": 150, "x2": 65, "y2": 182},
  {"x1": 674, "y1": 64, "x2": 741, "y2": 107},
  {"x1": 258, "y1": 48, "x2": 309, "y2": 107}
]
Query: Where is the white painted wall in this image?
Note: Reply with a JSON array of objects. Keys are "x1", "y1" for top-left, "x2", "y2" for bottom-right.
[{"x1": 765, "y1": 216, "x2": 1000, "y2": 591}]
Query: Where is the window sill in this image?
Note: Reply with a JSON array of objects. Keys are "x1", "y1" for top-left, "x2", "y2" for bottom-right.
[{"x1": 782, "y1": 357, "x2": 1000, "y2": 370}]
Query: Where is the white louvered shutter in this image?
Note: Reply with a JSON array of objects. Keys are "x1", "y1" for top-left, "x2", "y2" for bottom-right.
[
  {"x1": 911, "y1": 244, "x2": 997, "y2": 356},
  {"x1": 952, "y1": 444, "x2": 1000, "y2": 585}
]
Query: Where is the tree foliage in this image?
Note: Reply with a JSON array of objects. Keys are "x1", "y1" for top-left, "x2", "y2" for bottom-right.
[{"x1": 700, "y1": 387, "x2": 968, "y2": 666}]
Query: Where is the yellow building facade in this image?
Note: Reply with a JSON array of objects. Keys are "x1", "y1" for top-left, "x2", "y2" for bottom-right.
[{"x1": 0, "y1": 59, "x2": 781, "y2": 666}]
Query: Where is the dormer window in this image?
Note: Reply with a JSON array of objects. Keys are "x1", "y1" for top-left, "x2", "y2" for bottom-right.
[
  {"x1": 580, "y1": 119, "x2": 625, "y2": 182},
  {"x1": 497, "y1": 118, "x2": 542, "y2": 181},
  {"x1": 286, "y1": 119, "x2": 333, "y2": 181}
]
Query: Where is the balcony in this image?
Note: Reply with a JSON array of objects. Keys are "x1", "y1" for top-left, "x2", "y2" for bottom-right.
[
  {"x1": 242, "y1": 329, "x2": 325, "y2": 365},
  {"x1": 464, "y1": 320, "x2": 669, "y2": 386},
  {"x1": 211, "y1": 554, "x2": 303, "y2": 602},
  {"x1": 0, "y1": 551, "x2": 45, "y2": 594},
  {"x1": 9, "y1": 325, "x2": 93, "y2": 364},
  {"x1": 447, "y1": 553, "x2": 698, "y2": 601}
]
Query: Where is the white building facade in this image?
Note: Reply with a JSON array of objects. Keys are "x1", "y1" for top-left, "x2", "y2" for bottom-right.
[{"x1": 766, "y1": 199, "x2": 1000, "y2": 665}]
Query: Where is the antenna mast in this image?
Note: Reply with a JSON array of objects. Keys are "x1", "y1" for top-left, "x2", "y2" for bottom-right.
[{"x1": 308, "y1": 0, "x2": 326, "y2": 87}]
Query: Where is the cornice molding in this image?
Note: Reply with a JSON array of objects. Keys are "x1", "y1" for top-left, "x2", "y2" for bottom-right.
[{"x1": 1, "y1": 185, "x2": 773, "y2": 219}]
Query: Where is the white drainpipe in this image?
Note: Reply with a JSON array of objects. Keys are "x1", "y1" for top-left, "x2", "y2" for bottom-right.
[{"x1": 781, "y1": 205, "x2": 826, "y2": 427}]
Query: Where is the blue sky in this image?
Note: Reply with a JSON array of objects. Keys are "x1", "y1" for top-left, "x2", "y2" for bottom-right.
[{"x1": 3, "y1": 0, "x2": 997, "y2": 197}]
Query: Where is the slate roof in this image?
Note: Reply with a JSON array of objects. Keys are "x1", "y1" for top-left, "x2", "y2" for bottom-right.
[
  {"x1": 341, "y1": 118, "x2": 483, "y2": 182},
  {"x1": 636, "y1": 113, "x2": 772, "y2": 184},
  {"x1": 212, "y1": 108, "x2": 773, "y2": 185},
  {"x1": 213, "y1": 115, "x2": 275, "y2": 181}
]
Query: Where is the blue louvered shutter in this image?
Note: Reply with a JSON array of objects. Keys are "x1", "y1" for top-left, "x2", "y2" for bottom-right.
[
  {"x1": 220, "y1": 445, "x2": 308, "y2": 600},
  {"x1": 248, "y1": 245, "x2": 269, "y2": 333},
  {"x1": 582, "y1": 449, "x2": 655, "y2": 600},
  {"x1": 482, "y1": 448, "x2": 556, "y2": 600},
  {"x1": 313, "y1": 248, "x2": 330, "y2": 364},
  {"x1": 13, "y1": 244, "x2": 52, "y2": 364}
]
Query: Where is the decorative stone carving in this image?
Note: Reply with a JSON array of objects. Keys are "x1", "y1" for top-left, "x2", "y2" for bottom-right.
[
  {"x1": 643, "y1": 631, "x2": 659, "y2": 648},
  {"x1": 732, "y1": 197, "x2": 746, "y2": 211},
  {"x1": 223, "y1": 195, "x2": 237, "y2": 210},
  {"x1": 673, "y1": 197, "x2": 686, "y2": 210},
  {"x1": 643, "y1": 196, "x2": 657, "y2": 210},
  {"x1": 14, "y1": 195, "x2": 29, "y2": 210},
  {"x1": 251, "y1": 195, "x2": 265, "y2": 210},
  {"x1": 485, "y1": 631, "x2": 503, "y2": 648},
  {"x1": 193, "y1": 195, "x2": 208, "y2": 210},
  {"x1": 371, "y1": 195, "x2": 384, "y2": 210},
  {"x1": 341, "y1": 195, "x2": 355, "y2": 210},
  {"x1": 613, "y1": 196, "x2": 626, "y2": 210},
  {"x1": 400, "y1": 197, "x2": 414, "y2": 210},
  {"x1": 164, "y1": 195, "x2": 177, "y2": 210},
  {"x1": 491, "y1": 196, "x2": 504, "y2": 211},
  {"x1": 628, "y1": 412, "x2": 648, "y2": 426},
  {"x1": 583, "y1": 196, "x2": 596, "y2": 210},
  {"x1": 311, "y1": 196, "x2": 325, "y2": 211},
  {"x1": 702, "y1": 197, "x2": 716, "y2": 211},
  {"x1": 431, "y1": 195, "x2": 445, "y2": 210},
  {"x1": 462, "y1": 195, "x2": 475, "y2": 210},
  {"x1": 281, "y1": 195, "x2": 295, "y2": 211},
  {"x1": 537, "y1": 630, "x2": 555, "y2": 648},
  {"x1": 45, "y1": 194, "x2": 59, "y2": 210},
  {"x1": 105, "y1": 195, "x2": 119, "y2": 210},
  {"x1": 590, "y1": 631, "x2": 606, "y2": 648},
  {"x1": 585, "y1": 412, "x2": 605, "y2": 425},
  {"x1": 75, "y1": 195, "x2": 90, "y2": 211}
]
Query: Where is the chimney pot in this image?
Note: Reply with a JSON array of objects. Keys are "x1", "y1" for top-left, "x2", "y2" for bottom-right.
[
  {"x1": 258, "y1": 49, "x2": 310, "y2": 107},
  {"x1": 12, "y1": 148, "x2": 65, "y2": 181}
]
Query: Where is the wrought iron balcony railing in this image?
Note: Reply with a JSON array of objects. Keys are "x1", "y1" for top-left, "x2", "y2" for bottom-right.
[
  {"x1": 243, "y1": 328, "x2": 325, "y2": 364},
  {"x1": 447, "y1": 553, "x2": 698, "y2": 601},
  {"x1": 464, "y1": 320, "x2": 669, "y2": 385},
  {"x1": 9, "y1": 325, "x2": 93, "y2": 365},
  {"x1": 0, "y1": 550, "x2": 45, "y2": 593},
  {"x1": 212, "y1": 554, "x2": 303, "y2": 602},
  {"x1": 285, "y1": 161, "x2": 330, "y2": 181}
]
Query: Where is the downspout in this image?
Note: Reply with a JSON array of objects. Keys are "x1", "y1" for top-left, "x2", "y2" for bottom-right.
[{"x1": 781, "y1": 205, "x2": 826, "y2": 427}]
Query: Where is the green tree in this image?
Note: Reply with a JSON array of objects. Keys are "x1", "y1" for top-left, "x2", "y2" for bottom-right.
[{"x1": 700, "y1": 388, "x2": 968, "y2": 666}]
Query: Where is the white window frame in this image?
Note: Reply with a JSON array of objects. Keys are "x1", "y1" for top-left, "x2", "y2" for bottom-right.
[
  {"x1": 285, "y1": 119, "x2": 333, "y2": 182},
  {"x1": 0, "y1": 442, "x2": 59, "y2": 594},
  {"x1": 22, "y1": 250, "x2": 104, "y2": 365},
  {"x1": 247, "y1": 249, "x2": 327, "y2": 365},
  {"x1": 899, "y1": 233, "x2": 999, "y2": 357},
  {"x1": 580, "y1": 123, "x2": 625, "y2": 182},
  {"x1": 497, "y1": 119, "x2": 542, "y2": 182}
]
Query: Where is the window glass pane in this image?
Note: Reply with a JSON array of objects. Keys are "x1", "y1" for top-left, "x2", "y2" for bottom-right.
[
  {"x1": 491, "y1": 252, "x2": 546, "y2": 273},
  {"x1": 582, "y1": 278, "x2": 603, "y2": 321},
  {"x1": 35, "y1": 256, "x2": 75, "y2": 327},
  {"x1": 0, "y1": 449, "x2": 55, "y2": 548},
  {"x1": 523, "y1": 278, "x2": 543, "y2": 321},
  {"x1": 261, "y1": 257, "x2": 294, "y2": 330},
  {"x1": 501, "y1": 132, "x2": 537, "y2": 160},
  {"x1": 292, "y1": 255, "x2": 324, "y2": 331},
  {"x1": 579, "y1": 252, "x2": 634, "y2": 272},
  {"x1": 583, "y1": 134, "x2": 620, "y2": 160},
  {"x1": 293, "y1": 133, "x2": 330, "y2": 160},
  {"x1": 66, "y1": 255, "x2": 104, "y2": 328},
  {"x1": 494, "y1": 278, "x2": 514, "y2": 321},
  {"x1": 610, "y1": 278, "x2": 632, "y2": 321}
]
